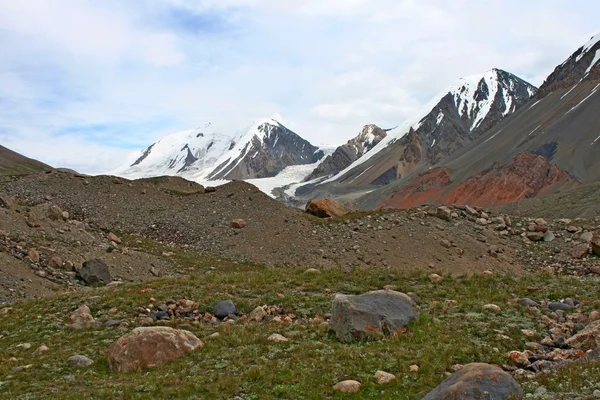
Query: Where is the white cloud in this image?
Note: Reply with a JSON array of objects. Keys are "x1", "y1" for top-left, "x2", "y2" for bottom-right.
[{"x1": 0, "y1": 0, "x2": 598, "y2": 173}]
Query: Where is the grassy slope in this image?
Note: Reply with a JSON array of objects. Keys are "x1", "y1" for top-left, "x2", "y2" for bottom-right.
[
  {"x1": 0, "y1": 236, "x2": 598, "y2": 399},
  {"x1": 0, "y1": 145, "x2": 52, "y2": 176}
]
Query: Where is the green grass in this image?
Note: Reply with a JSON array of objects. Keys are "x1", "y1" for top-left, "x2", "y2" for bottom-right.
[{"x1": 0, "y1": 237, "x2": 598, "y2": 399}]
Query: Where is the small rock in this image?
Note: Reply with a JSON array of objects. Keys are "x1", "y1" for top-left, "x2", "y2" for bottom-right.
[
  {"x1": 571, "y1": 244, "x2": 590, "y2": 259},
  {"x1": 32, "y1": 345, "x2": 49, "y2": 356},
  {"x1": 507, "y1": 350, "x2": 530, "y2": 367},
  {"x1": 374, "y1": 370, "x2": 396, "y2": 384},
  {"x1": 304, "y1": 268, "x2": 321, "y2": 274},
  {"x1": 231, "y1": 219, "x2": 246, "y2": 229},
  {"x1": 436, "y1": 206, "x2": 452, "y2": 221},
  {"x1": 483, "y1": 304, "x2": 501, "y2": 313},
  {"x1": 333, "y1": 380, "x2": 361, "y2": 393},
  {"x1": 149, "y1": 266, "x2": 161, "y2": 277},
  {"x1": 66, "y1": 304, "x2": 96, "y2": 330},
  {"x1": 548, "y1": 302, "x2": 573, "y2": 312},
  {"x1": 429, "y1": 274, "x2": 443, "y2": 284},
  {"x1": 581, "y1": 232, "x2": 594, "y2": 242},
  {"x1": 409, "y1": 364, "x2": 420, "y2": 372},
  {"x1": 526, "y1": 232, "x2": 545, "y2": 242},
  {"x1": 67, "y1": 355, "x2": 94, "y2": 367},
  {"x1": 107, "y1": 232, "x2": 122, "y2": 243},
  {"x1": 543, "y1": 231, "x2": 555, "y2": 242},
  {"x1": 213, "y1": 300, "x2": 236, "y2": 319},
  {"x1": 267, "y1": 333, "x2": 289, "y2": 343},
  {"x1": 48, "y1": 256, "x2": 63, "y2": 268},
  {"x1": 27, "y1": 249, "x2": 40, "y2": 263},
  {"x1": 249, "y1": 306, "x2": 267, "y2": 322},
  {"x1": 482, "y1": 270, "x2": 494, "y2": 276},
  {"x1": 440, "y1": 239, "x2": 452, "y2": 248},
  {"x1": 518, "y1": 298, "x2": 538, "y2": 307},
  {"x1": 12, "y1": 364, "x2": 33, "y2": 373},
  {"x1": 521, "y1": 329, "x2": 535, "y2": 337},
  {"x1": 79, "y1": 259, "x2": 111, "y2": 286}
]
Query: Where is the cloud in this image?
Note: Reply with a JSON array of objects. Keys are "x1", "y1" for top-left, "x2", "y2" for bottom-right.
[{"x1": 0, "y1": 0, "x2": 598, "y2": 173}]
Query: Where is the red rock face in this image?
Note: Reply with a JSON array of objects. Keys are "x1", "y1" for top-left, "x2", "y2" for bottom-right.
[
  {"x1": 444, "y1": 153, "x2": 581, "y2": 207},
  {"x1": 380, "y1": 167, "x2": 452, "y2": 209},
  {"x1": 380, "y1": 152, "x2": 580, "y2": 209}
]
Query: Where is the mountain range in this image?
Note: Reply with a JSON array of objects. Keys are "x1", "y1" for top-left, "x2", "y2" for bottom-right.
[{"x1": 3, "y1": 33, "x2": 600, "y2": 212}]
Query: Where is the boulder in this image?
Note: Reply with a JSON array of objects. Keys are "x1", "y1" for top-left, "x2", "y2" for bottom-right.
[
  {"x1": 305, "y1": 198, "x2": 349, "y2": 218},
  {"x1": 66, "y1": 304, "x2": 97, "y2": 330},
  {"x1": 333, "y1": 380, "x2": 361, "y2": 393},
  {"x1": 436, "y1": 206, "x2": 452, "y2": 221},
  {"x1": 565, "y1": 320, "x2": 600, "y2": 351},
  {"x1": 422, "y1": 363, "x2": 523, "y2": 400},
  {"x1": 107, "y1": 232, "x2": 122, "y2": 244},
  {"x1": 67, "y1": 355, "x2": 94, "y2": 367},
  {"x1": 572, "y1": 244, "x2": 590, "y2": 259},
  {"x1": 328, "y1": 289, "x2": 418, "y2": 342},
  {"x1": 231, "y1": 219, "x2": 246, "y2": 229},
  {"x1": 526, "y1": 232, "x2": 545, "y2": 242},
  {"x1": 79, "y1": 259, "x2": 111, "y2": 286},
  {"x1": 213, "y1": 300, "x2": 236, "y2": 319},
  {"x1": 107, "y1": 327, "x2": 203, "y2": 372}
]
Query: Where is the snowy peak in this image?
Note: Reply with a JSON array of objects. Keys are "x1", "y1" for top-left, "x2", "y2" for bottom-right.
[
  {"x1": 449, "y1": 68, "x2": 537, "y2": 132},
  {"x1": 538, "y1": 32, "x2": 600, "y2": 97},
  {"x1": 349, "y1": 124, "x2": 388, "y2": 156},
  {"x1": 115, "y1": 119, "x2": 320, "y2": 181}
]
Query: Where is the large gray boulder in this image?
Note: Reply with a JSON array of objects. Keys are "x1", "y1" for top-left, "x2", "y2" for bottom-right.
[
  {"x1": 422, "y1": 363, "x2": 523, "y2": 400},
  {"x1": 79, "y1": 259, "x2": 111, "y2": 286},
  {"x1": 328, "y1": 289, "x2": 418, "y2": 342}
]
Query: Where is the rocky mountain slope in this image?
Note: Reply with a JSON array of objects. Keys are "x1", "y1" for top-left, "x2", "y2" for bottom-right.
[
  {"x1": 357, "y1": 33, "x2": 600, "y2": 210},
  {"x1": 0, "y1": 144, "x2": 53, "y2": 176},
  {"x1": 306, "y1": 124, "x2": 389, "y2": 181},
  {"x1": 289, "y1": 69, "x2": 536, "y2": 203},
  {"x1": 114, "y1": 119, "x2": 322, "y2": 181}
]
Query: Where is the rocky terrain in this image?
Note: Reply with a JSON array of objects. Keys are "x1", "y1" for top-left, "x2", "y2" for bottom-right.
[{"x1": 0, "y1": 168, "x2": 598, "y2": 398}]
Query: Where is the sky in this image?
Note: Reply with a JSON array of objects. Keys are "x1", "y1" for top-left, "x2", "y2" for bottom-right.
[{"x1": 0, "y1": 0, "x2": 598, "y2": 173}]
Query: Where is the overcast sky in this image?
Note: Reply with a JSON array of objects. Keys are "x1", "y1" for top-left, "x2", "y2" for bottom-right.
[{"x1": 0, "y1": 0, "x2": 598, "y2": 173}]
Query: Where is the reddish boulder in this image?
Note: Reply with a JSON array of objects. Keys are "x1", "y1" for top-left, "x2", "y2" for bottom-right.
[
  {"x1": 572, "y1": 244, "x2": 590, "y2": 259},
  {"x1": 48, "y1": 256, "x2": 63, "y2": 268},
  {"x1": 108, "y1": 327, "x2": 203, "y2": 372},
  {"x1": 231, "y1": 219, "x2": 246, "y2": 229},
  {"x1": 305, "y1": 199, "x2": 349, "y2": 218},
  {"x1": 107, "y1": 232, "x2": 122, "y2": 244}
]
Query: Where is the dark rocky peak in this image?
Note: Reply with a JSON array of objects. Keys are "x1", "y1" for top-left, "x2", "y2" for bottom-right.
[{"x1": 538, "y1": 33, "x2": 600, "y2": 97}]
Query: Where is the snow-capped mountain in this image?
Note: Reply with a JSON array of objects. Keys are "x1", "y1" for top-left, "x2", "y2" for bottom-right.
[
  {"x1": 114, "y1": 119, "x2": 322, "y2": 181},
  {"x1": 538, "y1": 33, "x2": 600, "y2": 97},
  {"x1": 310, "y1": 68, "x2": 536, "y2": 187},
  {"x1": 306, "y1": 124, "x2": 389, "y2": 180}
]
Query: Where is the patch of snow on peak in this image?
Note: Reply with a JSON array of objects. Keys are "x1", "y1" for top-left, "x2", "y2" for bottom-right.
[
  {"x1": 450, "y1": 69, "x2": 499, "y2": 131},
  {"x1": 576, "y1": 33, "x2": 600, "y2": 62},
  {"x1": 435, "y1": 110, "x2": 444, "y2": 125}
]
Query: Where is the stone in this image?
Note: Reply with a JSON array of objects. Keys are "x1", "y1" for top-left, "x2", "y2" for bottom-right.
[
  {"x1": 436, "y1": 206, "x2": 452, "y2": 221},
  {"x1": 589, "y1": 311, "x2": 600, "y2": 321},
  {"x1": 592, "y1": 232, "x2": 600, "y2": 256},
  {"x1": 526, "y1": 232, "x2": 545, "y2": 242},
  {"x1": 107, "y1": 327, "x2": 203, "y2": 372},
  {"x1": 548, "y1": 302, "x2": 573, "y2": 312},
  {"x1": 305, "y1": 198, "x2": 349, "y2": 218},
  {"x1": 231, "y1": 219, "x2": 246, "y2": 229},
  {"x1": 429, "y1": 273, "x2": 443, "y2": 283},
  {"x1": 483, "y1": 304, "x2": 501, "y2": 313},
  {"x1": 67, "y1": 355, "x2": 94, "y2": 367},
  {"x1": 249, "y1": 306, "x2": 267, "y2": 322},
  {"x1": 543, "y1": 231, "x2": 555, "y2": 242},
  {"x1": 580, "y1": 232, "x2": 594, "y2": 242},
  {"x1": 48, "y1": 256, "x2": 63, "y2": 268},
  {"x1": 27, "y1": 249, "x2": 40, "y2": 263},
  {"x1": 409, "y1": 364, "x2": 420, "y2": 372},
  {"x1": 518, "y1": 298, "x2": 538, "y2": 307},
  {"x1": 304, "y1": 268, "x2": 321, "y2": 274},
  {"x1": 213, "y1": 300, "x2": 236, "y2": 319},
  {"x1": 507, "y1": 351, "x2": 531, "y2": 367},
  {"x1": 149, "y1": 266, "x2": 161, "y2": 277},
  {"x1": 333, "y1": 380, "x2": 361, "y2": 393},
  {"x1": 79, "y1": 259, "x2": 111, "y2": 286},
  {"x1": 374, "y1": 370, "x2": 396, "y2": 384},
  {"x1": 465, "y1": 205, "x2": 478, "y2": 216},
  {"x1": 440, "y1": 239, "x2": 452, "y2": 248},
  {"x1": 267, "y1": 333, "x2": 289, "y2": 343},
  {"x1": 565, "y1": 320, "x2": 600, "y2": 350},
  {"x1": 32, "y1": 345, "x2": 49, "y2": 356},
  {"x1": 66, "y1": 304, "x2": 96, "y2": 330},
  {"x1": 521, "y1": 329, "x2": 536, "y2": 337},
  {"x1": 567, "y1": 226, "x2": 579, "y2": 233},
  {"x1": 571, "y1": 244, "x2": 590, "y2": 259},
  {"x1": 534, "y1": 218, "x2": 547, "y2": 226},
  {"x1": 422, "y1": 363, "x2": 523, "y2": 400},
  {"x1": 328, "y1": 289, "x2": 418, "y2": 342},
  {"x1": 107, "y1": 232, "x2": 122, "y2": 243}
]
